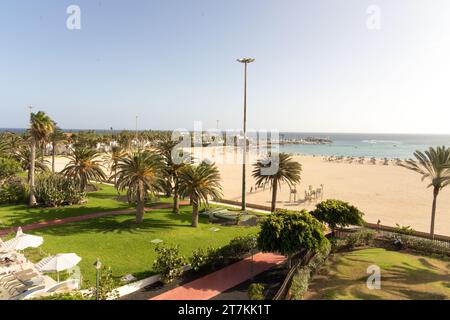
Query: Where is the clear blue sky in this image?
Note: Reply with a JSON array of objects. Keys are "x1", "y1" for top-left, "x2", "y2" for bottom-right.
[{"x1": 1, "y1": 0, "x2": 450, "y2": 133}]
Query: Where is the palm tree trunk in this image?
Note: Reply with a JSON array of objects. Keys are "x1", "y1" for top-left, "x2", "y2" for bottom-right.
[
  {"x1": 29, "y1": 137, "x2": 37, "y2": 206},
  {"x1": 81, "y1": 178, "x2": 86, "y2": 193},
  {"x1": 430, "y1": 187, "x2": 439, "y2": 239},
  {"x1": 191, "y1": 199, "x2": 199, "y2": 227},
  {"x1": 173, "y1": 180, "x2": 179, "y2": 214},
  {"x1": 136, "y1": 181, "x2": 145, "y2": 224},
  {"x1": 271, "y1": 179, "x2": 278, "y2": 212},
  {"x1": 52, "y1": 141, "x2": 56, "y2": 173}
]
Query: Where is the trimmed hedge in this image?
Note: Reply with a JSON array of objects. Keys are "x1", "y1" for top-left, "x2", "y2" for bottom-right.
[
  {"x1": 344, "y1": 230, "x2": 376, "y2": 249},
  {"x1": 385, "y1": 233, "x2": 450, "y2": 257},
  {"x1": 312, "y1": 199, "x2": 364, "y2": 231},
  {"x1": 288, "y1": 242, "x2": 331, "y2": 300},
  {"x1": 189, "y1": 235, "x2": 258, "y2": 272}
]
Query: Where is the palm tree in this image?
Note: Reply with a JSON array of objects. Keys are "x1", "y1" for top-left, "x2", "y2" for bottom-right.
[
  {"x1": 28, "y1": 111, "x2": 55, "y2": 206},
  {"x1": 178, "y1": 162, "x2": 222, "y2": 227},
  {"x1": 14, "y1": 145, "x2": 49, "y2": 179},
  {"x1": 400, "y1": 146, "x2": 450, "y2": 238},
  {"x1": 61, "y1": 147, "x2": 106, "y2": 192},
  {"x1": 49, "y1": 127, "x2": 67, "y2": 173},
  {"x1": 0, "y1": 138, "x2": 8, "y2": 158},
  {"x1": 1, "y1": 132, "x2": 27, "y2": 159},
  {"x1": 104, "y1": 145, "x2": 127, "y2": 185},
  {"x1": 252, "y1": 153, "x2": 302, "y2": 212},
  {"x1": 155, "y1": 137, "x2": 192, "y2": 214},
  {"x1": 113, "y1": 150, "x2": 163, "y2": 224}
]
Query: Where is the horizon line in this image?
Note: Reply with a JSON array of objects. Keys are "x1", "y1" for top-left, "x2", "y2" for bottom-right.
[{"x1": 1, "y1": 127, "x2": 450, "y2": 136}]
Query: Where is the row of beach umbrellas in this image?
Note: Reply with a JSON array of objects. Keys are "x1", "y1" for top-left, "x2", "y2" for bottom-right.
[{"x1": 1, "y1": 227, "x2": 81, "y2": 281}]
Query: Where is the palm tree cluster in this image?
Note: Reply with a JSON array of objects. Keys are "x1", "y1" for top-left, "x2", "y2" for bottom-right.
[{"x1": 0, "y1": 113, "x2": 224, "y2": 227}]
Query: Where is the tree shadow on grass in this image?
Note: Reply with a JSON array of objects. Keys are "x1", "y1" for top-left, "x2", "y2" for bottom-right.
[
  {"x1": 0, "y1": 204, "x2": 132, "y2": 230},
  {"x1": 383, "y1": 263, "x2": 450, "y2": 286},
  {"x1": 306, "y1": 250, "x2": 450, "y2": 300},
  {"x1": 30, "y1": 210, "x2": 197, "y2": 237}
]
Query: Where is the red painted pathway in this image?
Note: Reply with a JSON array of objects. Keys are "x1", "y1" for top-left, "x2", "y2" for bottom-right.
[
  {"x1": 0, "y1": 201, "x2": 188, "y2": 236},
  {"x1": 151, "y1": 252, "x2": 286, "y2": 300}
]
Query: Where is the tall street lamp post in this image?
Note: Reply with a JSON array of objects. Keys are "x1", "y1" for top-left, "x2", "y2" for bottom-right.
[{"x1": 237, "y1": 58, "x2": 255, "y2": 211}]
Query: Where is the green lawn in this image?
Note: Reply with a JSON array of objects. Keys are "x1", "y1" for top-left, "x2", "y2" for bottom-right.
[
  {"x1": 22, "y1": 205, "x2": 258, "y2": 285},
  {"x1": 0, "y1": 184, "x2": 132, "y2": 229},
  {"x1": 1, "y1": 183, "x2": 259, "y2": 286},
  {"x1": 304, "y1": 247, "x2": 450, "y2": 300}
]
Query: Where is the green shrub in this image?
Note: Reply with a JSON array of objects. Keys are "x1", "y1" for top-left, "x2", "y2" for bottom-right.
[
  {"x1": 386, "y1": 234, "x2": 450, "y2": 256},
  {"x1": 288, "y1": 243, "x2": 331, "y2": 300},
  {"x1": 153, "y1": 245, "x2": 187, "y2": 284},
  {"x1": 34, "y1": 291, "x2": 90, "y2": 300},
  {"x1": 248, "y1": 283, "x2": 265, "y2": 300},
  {"x1": 345, "y1": 230, "x2": 375, "y2": 249},
  {"x1": 0, "y1": 178, "x2": 27, "y2": 204},
  {"x1": 289, "y1": 267, "x2": 311, "y2": 300},
  {"x1": 34, "y1": 173, "x2": 86, "y2": 207},
  {"x1": 89, "y1": 266, "x2": 120, "y2": 300},
  {"x1": 258, "y1": 210, "x2": 329, "y2": 257},
  {"x1": 308, "y1": 242, "x2": 331, "y2": 272},
  {"x1": 219, "y1": 235, "x2": 257, "y2": 260},
  {"x1": 394, "y1": 224, "x2": 415, "y2": 235},
  {"x1": 189, "y1": 235, "x2": 258, "y2": 272},
  {"x1": 312, "y1": 199, "x2": 364, "y2": 232},
  {"x1": 189, "y1": 247, "x2": 217, "y2": 271},
  {"x1": 0, "y1": 157, "x2": 22, "y2": 181}
]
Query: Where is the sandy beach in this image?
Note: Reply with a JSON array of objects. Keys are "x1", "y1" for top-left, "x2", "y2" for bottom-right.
[{"x1": 51, "y1": 146, "x2": 450, "y2": 236}]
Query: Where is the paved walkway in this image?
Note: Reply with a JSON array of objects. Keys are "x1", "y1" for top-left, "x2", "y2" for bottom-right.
[
  {"x1": 151, "y1": 252, "x2": 286, "y2": 300},
  {"x1": 0, "y1": 201, "x2": 188, "y2": 236}
]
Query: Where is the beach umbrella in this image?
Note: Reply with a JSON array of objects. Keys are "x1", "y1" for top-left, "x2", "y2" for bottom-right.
[
  {"x1": 2, "y1": 231, "x2": 43, "y2": 252},
  {"x1": 35, "y1": 253, "x2": 82, "y2": 282}
]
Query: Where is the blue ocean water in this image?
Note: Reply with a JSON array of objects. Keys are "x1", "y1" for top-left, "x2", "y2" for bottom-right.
[{"x1": 278, "y1": 133, "x2": 450, "y2": 159}]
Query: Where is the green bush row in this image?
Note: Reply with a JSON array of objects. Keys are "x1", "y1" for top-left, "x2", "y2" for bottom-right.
[
  {"x1": 385, "y1": 233, "x2": 450, "y2": 256},
  {"x1": 189, "y1": 235, "x2": 258, "y2": 272},
  {"x1": 343, "y1": 230, "x2": 376, "y2": 249},
  {"x1": 288, "y1": 242, "x2": 331, "y2": 300},
  {"x1": 153, "y1": 235, "x2": 258, "y2": 284}
]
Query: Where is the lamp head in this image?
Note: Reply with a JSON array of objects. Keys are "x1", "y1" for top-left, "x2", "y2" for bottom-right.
[
  {"x1": 237, "y1": 58, "x2": 255, "y2": 64},
  {"x1": 94, "y1": 258, "x2": 102, "y2": 270}
]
